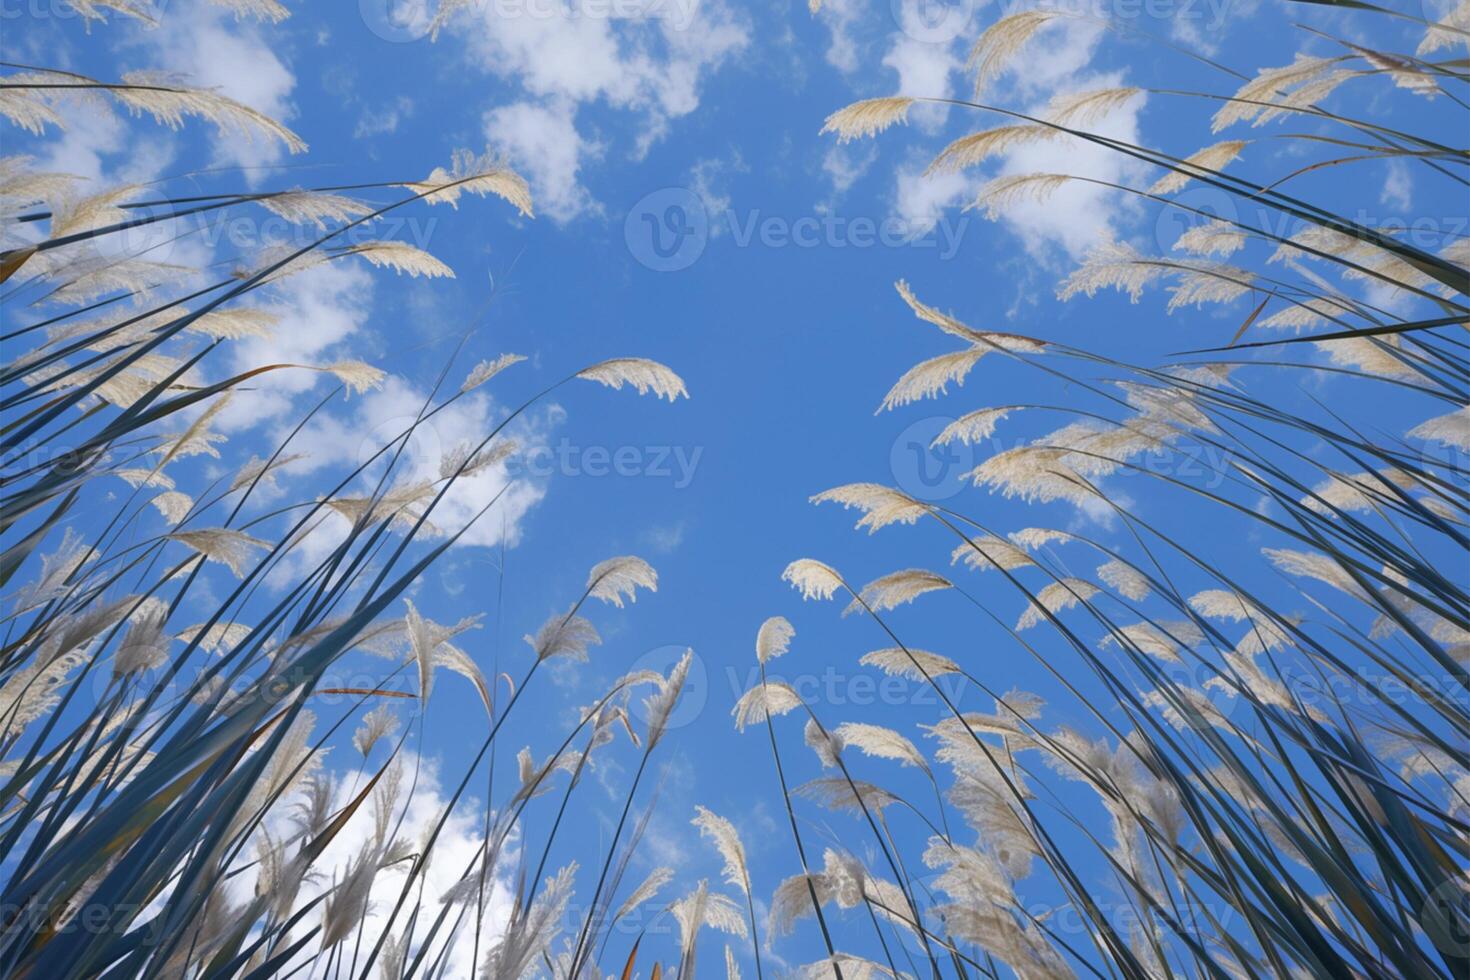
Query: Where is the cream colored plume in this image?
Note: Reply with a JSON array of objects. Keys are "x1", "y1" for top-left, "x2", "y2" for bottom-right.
[
  {"x1": 820, "y1": 97, "x2": 914, "y2": 142},
  {"x1": 834, "y1": 722, "x2": 929, "y2": 772},
  {"x1": 400, "y1": 148, "x2": 533, "y2": 217},
  {"x1": 805, "y1": 718, "x2": 844, "y2": 767},
  {"x1": 1408, "y1": 407, "x2": 1470, "y2": 450},
  {"x1": 1212, "y1": 56, "x2": 1347, "y2": 131},
  {"x1": 1097, "y1": 559, "x2": 1150, "y2": 601},
  {"x1": 1418, "y1": 0, "x2": 1470, "y2": 55},
  {"x1": 1015, "y1": 579, "x2": 1101, "y2": 630},
  {"x1": 353, "y1": 703, "x2": 399, "y2": 756},
  {"x1": 1172, "y1": 220, "x2": 1247, "y2": 258},
  {"x1": 576, "y1": 357, "x2": 688, "y2": 401},
  {"x1": 950, "y1": 535, "x2": 1034, "y2": 573},
  {"x1": 925, "y1": 126, "x2": 1060, "y2": 177},
  {"x1": 970, "y1": 172, "x2": 1073, "y2": 220},
  {"x1": 587, "y1": 556, "x2": 658, "y2": 607},
  {"x1": 732, "y1": 679, "x2": 803, "y2": 731},
  {"x1": 756, "y1": 616, "x2": 795, "y2": 664},
  {"x1": 879, "y1": 349, "x2": 986, "y2": 411},
  {"x1": 968, "y1": 12, "x2": 1060, "y2": 96},
  {"x1": 843, "y1": 569, "x2": 951, "y2": 617},
  {"x1": 1149, "y1": 141, "x2": 1248, "y2": 195},
  {"x1": 345, "y1": 241, "x2": 454, "y2": 279},
  {"x1": 113, "y1": 70, "x2": 305, "y2": 152},
  {"x1": 166, "y1": 528, "x2": 269, "y2": 578},
  {"x1": 782, "y1": 558, "x2": 844, "y2": 601},
  {"x1": 460, "y1": 353, "x2": 526, "y2": 393},
  {"x1": 894, "y1": 279, "x2": 1046, "y2": 351},
  {"x1": 524, "y1": 608, "x2": 601, "y2": 663},
  {"x1": 614, "y1": 866, "x2": 674, "y2": 923},
  {"x1": 1045, "y1": 87, "x2": 1142, "y2": 126},
  {"x1": 257, "y1": 190, "x2": 372, "y2": 230},
  {"x1": 1099, "y1": 620, "x2": 1204, "y2": 663},
  {"x1": 934, "y1": 407, "x2": 1013, "y2": 446},
  {"x1": 693, "y1": 805, "x2": 752, "y2": 894},
  {"x1": 859, "y1": 647, "x2": 960, "y2": 680},
  {"x1": 811, "y1": 483, "x2": 929, "y2": 533}
]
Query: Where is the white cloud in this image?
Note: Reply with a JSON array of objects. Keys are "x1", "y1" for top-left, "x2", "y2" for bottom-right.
[
  {"x1": 686, "y1": 152, "x2": 746, "y2": 234},
  {"x1": 217, "y1": 261, "x2": 377, "y2": 431},
  {"x1": 233, "y1": 753, "x2": 514, "y2": 979},
  {"x1": 892, "y1": 157, "x2": 976, "y2": 237},
  {"x1": 483, "y1": 100, "x2": 601, "y2": 224},
  {"x1": 451, "y1": 1, "x2": 748, "y2": 219},
  {"x1": 140, "y1": 4, "x2": 298, "y2": 176},
  {"x1": 820, "y1": 141, "x2": 877, "y2": 202},
  {"x1": 1380, "y1": 159, "x2": 1413, "y2": 212}
]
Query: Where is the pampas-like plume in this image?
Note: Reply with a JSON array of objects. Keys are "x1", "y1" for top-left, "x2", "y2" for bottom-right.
[
  {"x1": 257, "y1": 190, "x2": 372, "y2": 230},
  {"x1": 934, "y1": 407, "x2": 1013, "y2": 446},
  {"x1": 950, "y1": 535, "x2": 1034, "y2": 573},
  {"x1": 460, "y1": 352, "x2": 526, "y2": 392},
  {"x1": 345, "y1": 241, "x2": 454, "y2": 279},
  {"x1": 820, "y1": 97, "x2": 914, "y2": 142},
  {"x1": 403, "y1": 599, "x2": 489, "y2": 713},
  {"x1": 353, "y1": 703, "x2": 399, "y2": 756},
  {"x1": 148, "y1": 491, "x2": 193, "y2": 525},
  {"x1": 833, "y1": 722, "x2": 929, "y2": 771},
  {"x1": 859, "y1": 647, "x2": 961, "y2": 680},
  {"x1": 1044, "y1": 87, "x2": 1142, "y2": 126},
  {"x1": 925, "y1": 125, "x2": 1060, "y2": 176},
  {"x1": 166, "y1": 528, "x2": 269, "y2": 578},
  {"x1": 794, "y1": 776, "x2": 901, "y2": 813},
  {"x1": 524, "y1": 607, "x2": 602, "y2": 663},
  {"x1": 810, "y1": 483, "x2": 929, "y2": 533},
  {"x1": 893, "y1": 279, "x2": 1047, "y2": 351},
  {"x1": 1149, "y1": 140, "x2": 1248, "y2": 195},
  {"x1": 782, "y1": 558, "x2": 844, "y2": 601},
  {"x1": 614, "y1": 866, "x2": 674, "y2": 923},
  {"x1": 1172, "y1": 220, "x2": 1248, "y2": 257},
  {"x1": 480, "y1": 863, "x2": 577, "y2": 980},
  {"x1": 315, "y1": 360, "x2": 387, "y2": 396},
  {"x1": 587, "y1": 556, "x2": 658, "y2": 607},
  {"x1": 399, "y1": 148, "x2": 534, "y2": 217},
  {"x1": 576, "y1": 357, "x2": 689, "y2": 401},
  {"x1": 732, "y1": 679, "x2": 803, "y2": 731},
  {"x1": 693, "y1": 805, "x2": 752, "y2": 894},
  {"x1": 968, "y1": 172, "x2": 1075, "y2": 219},
  {"x1": 1418, "y1": 0, "x2": 1470, "y2": 54},
  {"x1": 111, "y1": 70, "x2": 306, "y2": 152},
  {"x1": 756, "y1": 615, "x2": 796, "y2": 664},
  {"x1": 176, "y1": 621, "x2": 251, "y2": 653},
  {"x1": 1408, "y1": 406, "x2": 1470, "y2": 450},
  {"x1": 879, "y1": 348, "x2": 986, "y2": 410},
  {"x1": 1058, "y1": 240, "x2": 1163, "y2": 303},
  {"x1": 1015, "y1": 578, "x2": 1101, "y2": 630},
  {"x1": 644, "y1": 649, "x2": 691, "y2": 748},
  {"x1": 843, "y1": 568, "x2": 951, "y2": 617},
  {"x1": 967, "y1": 12, "x2": 1060, "y2": 96},
  {"x1": 805, "y1": 718, "x2": 844, "y2": 767},
  {"x1": 1099, "y1": 620, "x2": 1204, "y2": 663},
  {"x1": 1097, "y1": 559, "x2": 1150, "y2": 601},
  {"x1": 1211, "y1": 55, "x2": 1347, "y2": 130}
]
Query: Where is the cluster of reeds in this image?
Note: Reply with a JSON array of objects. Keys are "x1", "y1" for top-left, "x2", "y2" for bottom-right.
[
  {"x1": 0, "y1": 5, "x2": 751, "y2": 978},
  {"x1": 742, "y1": 3, "x2": 1468, "y2": 977}
]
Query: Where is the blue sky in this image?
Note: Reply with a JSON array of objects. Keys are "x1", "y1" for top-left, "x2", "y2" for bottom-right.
[{"x1": 6, "y1": 0, "x2": 1465, "y2": 973}]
